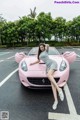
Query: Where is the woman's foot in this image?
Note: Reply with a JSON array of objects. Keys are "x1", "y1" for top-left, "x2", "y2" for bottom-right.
[
  {"x1": 52, "y1": 101, "x2": 58, "y2": 110},
  {"x1": 58, "y1": 88, "x2": 64, "y2": 101}
]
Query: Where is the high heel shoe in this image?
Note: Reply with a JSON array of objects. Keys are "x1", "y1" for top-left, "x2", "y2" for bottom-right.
[
  {"x1": 59, "y1": 88, "x2": 64, "y2": 101},
  {"x1": 52, "y1": 101, "x2": 58, "y2": 110}
]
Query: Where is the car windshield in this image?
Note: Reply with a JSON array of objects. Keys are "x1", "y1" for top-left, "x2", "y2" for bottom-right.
[{"x1": 28, "y1": 47, "x2": 60, "y2": 56}]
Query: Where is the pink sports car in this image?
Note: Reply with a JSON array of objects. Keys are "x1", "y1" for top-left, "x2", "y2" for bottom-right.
[{"x1": 15, "y1": 47, "x2": 76, "y2": 89}]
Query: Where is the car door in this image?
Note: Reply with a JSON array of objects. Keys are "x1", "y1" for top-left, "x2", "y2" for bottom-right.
[{"x1": 63, "y1": 51, "x2": 76, "y2": 63}]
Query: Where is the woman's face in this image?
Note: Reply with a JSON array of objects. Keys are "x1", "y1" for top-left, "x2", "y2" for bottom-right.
[{"x1": 39, "y1": 45, "x2": 45, "y2": 52}]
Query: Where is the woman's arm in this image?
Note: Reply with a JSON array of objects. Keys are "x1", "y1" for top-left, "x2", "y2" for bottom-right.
[
  {"x1": 30, "y1": 59, "x2": 40, "y2": 65},
  {"x1": 45, "y1": 44, "x2": 49, "y2": 52}
]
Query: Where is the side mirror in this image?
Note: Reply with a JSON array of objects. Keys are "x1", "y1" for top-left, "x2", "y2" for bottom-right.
[
  {"x1": 61, "y1": 52, "x2": 63, "y2": 54},
  {"x1": 24, "y1": 52, "x2": 28, "y2": 55}
]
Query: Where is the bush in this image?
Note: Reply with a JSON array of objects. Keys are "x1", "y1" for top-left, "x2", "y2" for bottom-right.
[{"x1": 0, "y1": 45, "x2": 6, "y2": 48}]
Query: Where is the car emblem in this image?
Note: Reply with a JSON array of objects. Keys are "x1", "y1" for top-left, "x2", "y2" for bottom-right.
[{"x1": 42, "y1": 79, "x2": 45, "y2": 83}]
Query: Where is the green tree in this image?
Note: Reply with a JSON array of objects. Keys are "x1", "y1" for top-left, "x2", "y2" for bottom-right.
[
  {"x1": 70, "y1": 16, "x2": 80, "y2": 42},
  {"x1": 0, "y1": 14, "x2": 6, "y2": 44},
  {"x1": 51, "y1": 17, "x2": 66, "y2": 41},
  {"x1": 17, "y1": 16, "x2": 37, "y2": 46},
  {"x1": 1, "y1": 21, "x2": 18, "y2": 47},
  {"x1": 65, "y1": 20, "x2": 72, "y2": 42},
  {"x1": 28, "y1": 7, "x2": 37, "y2": 19},
  {"x1": 35, "y1": 12, "x2": 53, "y2": 43}
]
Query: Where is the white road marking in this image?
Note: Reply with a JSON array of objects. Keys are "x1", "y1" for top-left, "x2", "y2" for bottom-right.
[
  {"x1": 7, "y1": 56, "x2": 14, "y2": 60},
  {"x1": 0, "y1": 55, "x2": 15, "y2": 63},
  {"x1": 73, "y1": 48, "x2": 80, "y2": 50},
  {"x1": 75, "y1": 54, "x2": 80, "y2": 61},
  {"x1": 0, "y1": 59, "x2": 15, "y2": 63},
  {"x1": 0, "y1": 60, "x2": 4, "y2": 63},
  {"x1": 48, "y1": 113, "x2": 80, "y2": 120},
  {"x1": 0, "y1": 52, "x2": 10, "y2": 56},
  {"x1": 0, "y1": 68, "x2": 18, "y2": 87},
  {"x1": 48, "y1": 84, "x2": 80, "y2": 120},
  {"x1": 4, "y1": 60, "x2": 15, "y2": 61},
  {"x1": 77, "y1": 49, "x2": 80, "y2": 51},
  {"x1": 64, "y1": 84, "x2": 77, "y2": 114},
  {"x1": 77, "y1": 54, "x2": 80, "y2": 58}
]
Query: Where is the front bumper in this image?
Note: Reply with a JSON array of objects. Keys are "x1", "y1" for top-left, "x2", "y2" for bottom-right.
[{"x1": 19, "y1": 67, "x2": 69, "y2": 88}]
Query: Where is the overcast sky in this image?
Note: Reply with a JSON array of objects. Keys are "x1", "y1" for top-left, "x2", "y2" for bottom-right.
[{"x1": 0, "y1": 0, "x2": 80, "y2": 21}]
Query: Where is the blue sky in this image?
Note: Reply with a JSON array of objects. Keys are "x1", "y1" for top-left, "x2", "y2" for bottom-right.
[{"x1": 0, "y1": 0, "x2": 80, "y2": 21}]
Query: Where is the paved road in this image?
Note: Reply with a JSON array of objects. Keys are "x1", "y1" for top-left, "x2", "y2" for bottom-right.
[{"x1": 0, "y1": 47, "x2": 80, "y2": 120}]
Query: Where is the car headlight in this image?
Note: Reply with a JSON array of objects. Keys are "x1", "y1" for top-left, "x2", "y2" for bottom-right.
[
  {"x1": 21, "y1": 61, "x2": 28, "y2": 71},
  {"x1": 59, "y1": 60, "x2": 67, "y2": 71}
]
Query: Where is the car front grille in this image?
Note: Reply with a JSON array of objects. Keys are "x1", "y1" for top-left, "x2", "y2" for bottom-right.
[{"x1": 27, "y1": 77, "x2": 60, "y2": 85}]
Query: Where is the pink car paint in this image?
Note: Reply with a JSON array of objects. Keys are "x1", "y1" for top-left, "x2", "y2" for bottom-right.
[
  {"x1": 15, "y1": 47, "x2": 77, "y2": 89},
  {"x1": 63, "y1": 51, "x2": 76, "y2": 64},
  {"x1": 15, "y1": 52, "x2": 26, "y2": 63}
]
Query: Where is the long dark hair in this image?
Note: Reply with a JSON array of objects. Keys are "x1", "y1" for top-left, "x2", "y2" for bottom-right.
[{"x1": 37, "y1": 43, "x2": 45, "y2": 60}]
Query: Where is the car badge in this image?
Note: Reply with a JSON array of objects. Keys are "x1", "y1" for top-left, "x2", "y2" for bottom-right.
[{"x1": 42, "y1": 79, "x2": 45, "y2": 83}]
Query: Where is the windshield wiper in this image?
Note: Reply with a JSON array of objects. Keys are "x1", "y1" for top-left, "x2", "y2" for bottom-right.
[
  {"x1": 39, "y1": 62, "x2": 45, "y2": 64},
  {"x1": 29, "y1": 54, "x2": 36, "y2": 56}
]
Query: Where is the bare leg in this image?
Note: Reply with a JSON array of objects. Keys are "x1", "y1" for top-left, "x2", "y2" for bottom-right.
[
  {"x1": 51, "y1": 82, "x2": 58, "y2": 102},
  {"x1": 49, "y1": 72, "x2": 58, "y2": 110},
  {"x1": 47, "y1": 69, "x2": 64, "y2": 101},
  {"x1": 47, "y1": 70, "x2": 60, "y2": 92}
]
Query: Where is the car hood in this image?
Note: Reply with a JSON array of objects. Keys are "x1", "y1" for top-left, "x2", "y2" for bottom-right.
[{"x1": 24, "y1": 55, "x2": 64, "y2": 71}]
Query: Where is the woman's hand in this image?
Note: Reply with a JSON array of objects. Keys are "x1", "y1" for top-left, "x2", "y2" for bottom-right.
[
  {"x1": 30, "y1": 59, "x2": 40, "y2": 66},
  {"x1": 45, "y1": 44, "x2": 49, "y2": 52},
  {"x1": 30, "y1": 63, "x2": 33, "y2": 66}
]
